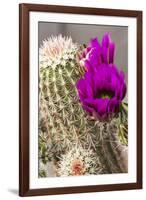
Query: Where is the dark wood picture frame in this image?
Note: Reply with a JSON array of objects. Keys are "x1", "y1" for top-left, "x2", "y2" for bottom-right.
[{"x1": 19, "y1": 3, "x2": 143, "y2": 197}]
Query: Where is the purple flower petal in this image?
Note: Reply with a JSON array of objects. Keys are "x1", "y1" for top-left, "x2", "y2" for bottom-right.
[
  {"x1": 102, "y1": 32, "x2": 110, "y2": 48},
  {"x1": 90, "y1": 37, "x2": 100, "y2": 48},
  {"x1": 108, "y1": 98, "x2": 120, "y2": 114},
  {"x1": 101, "y1": 46, "x2": 108, "y2": 64},
  {"x1": 95, "y1": 98, "x2": 110, "y2": 119},
  {"x1": 109, "y1": 42, "x2": 115, "y2": 63}
]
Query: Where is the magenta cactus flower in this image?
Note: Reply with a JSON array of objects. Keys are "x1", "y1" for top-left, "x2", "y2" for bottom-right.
[
  {"x1": 76, "y1": 64, "x2": 126, "y2": 120},
  {"x1": 76, "y1": 33, "x2": 127, "y2": 120},
  {"x1": 79, "y1": 33, "x2": 115, "y2": 72}
]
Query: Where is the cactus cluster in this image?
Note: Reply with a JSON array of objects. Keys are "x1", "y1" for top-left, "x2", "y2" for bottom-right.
[
  {"x1": 57, "y1": 145, "x2": 102, "y2": 176},
  {"x1": 39, "y1": 35, "x2": 128, "y2": 177}
]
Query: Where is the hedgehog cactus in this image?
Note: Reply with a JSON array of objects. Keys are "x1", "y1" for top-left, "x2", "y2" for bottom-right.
[
  {"x1": 57, "y1": 145, "x2": 103, "y2": 176},
  {"x1": 39, "y1": 35, "x2": 100, "y2": 153},
  {"x1": 39, "y1": 34, "x2": 128, "y2": 177}
]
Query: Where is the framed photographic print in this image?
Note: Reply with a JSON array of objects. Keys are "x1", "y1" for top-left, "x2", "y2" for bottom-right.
[{"x1": 19, "y1": 3, "x2": 142, "y2": 196}]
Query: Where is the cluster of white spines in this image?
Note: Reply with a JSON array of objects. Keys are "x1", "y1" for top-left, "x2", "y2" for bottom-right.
[
  {"x1": 39, "y1": 34, "x2": 78, "y2": 69},
  {"x1": 57, "y1": 145, "x2": 102, "y2": 177}
]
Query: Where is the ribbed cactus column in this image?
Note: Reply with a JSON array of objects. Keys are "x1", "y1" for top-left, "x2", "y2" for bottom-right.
[
  {"x1": 39, "y1": 59, "x2": 99, "y2": 157},
  {"x1": 95, "y1": 118, "x2": 128, "y2": 174}
]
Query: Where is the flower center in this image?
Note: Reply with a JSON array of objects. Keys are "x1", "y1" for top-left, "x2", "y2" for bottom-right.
[
  {"x1": 71, "y1": 159, "x2": 85, "y2": 175},
  {"x1": 97, "y1": 89, "x2": 115, "y2": 99}
]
